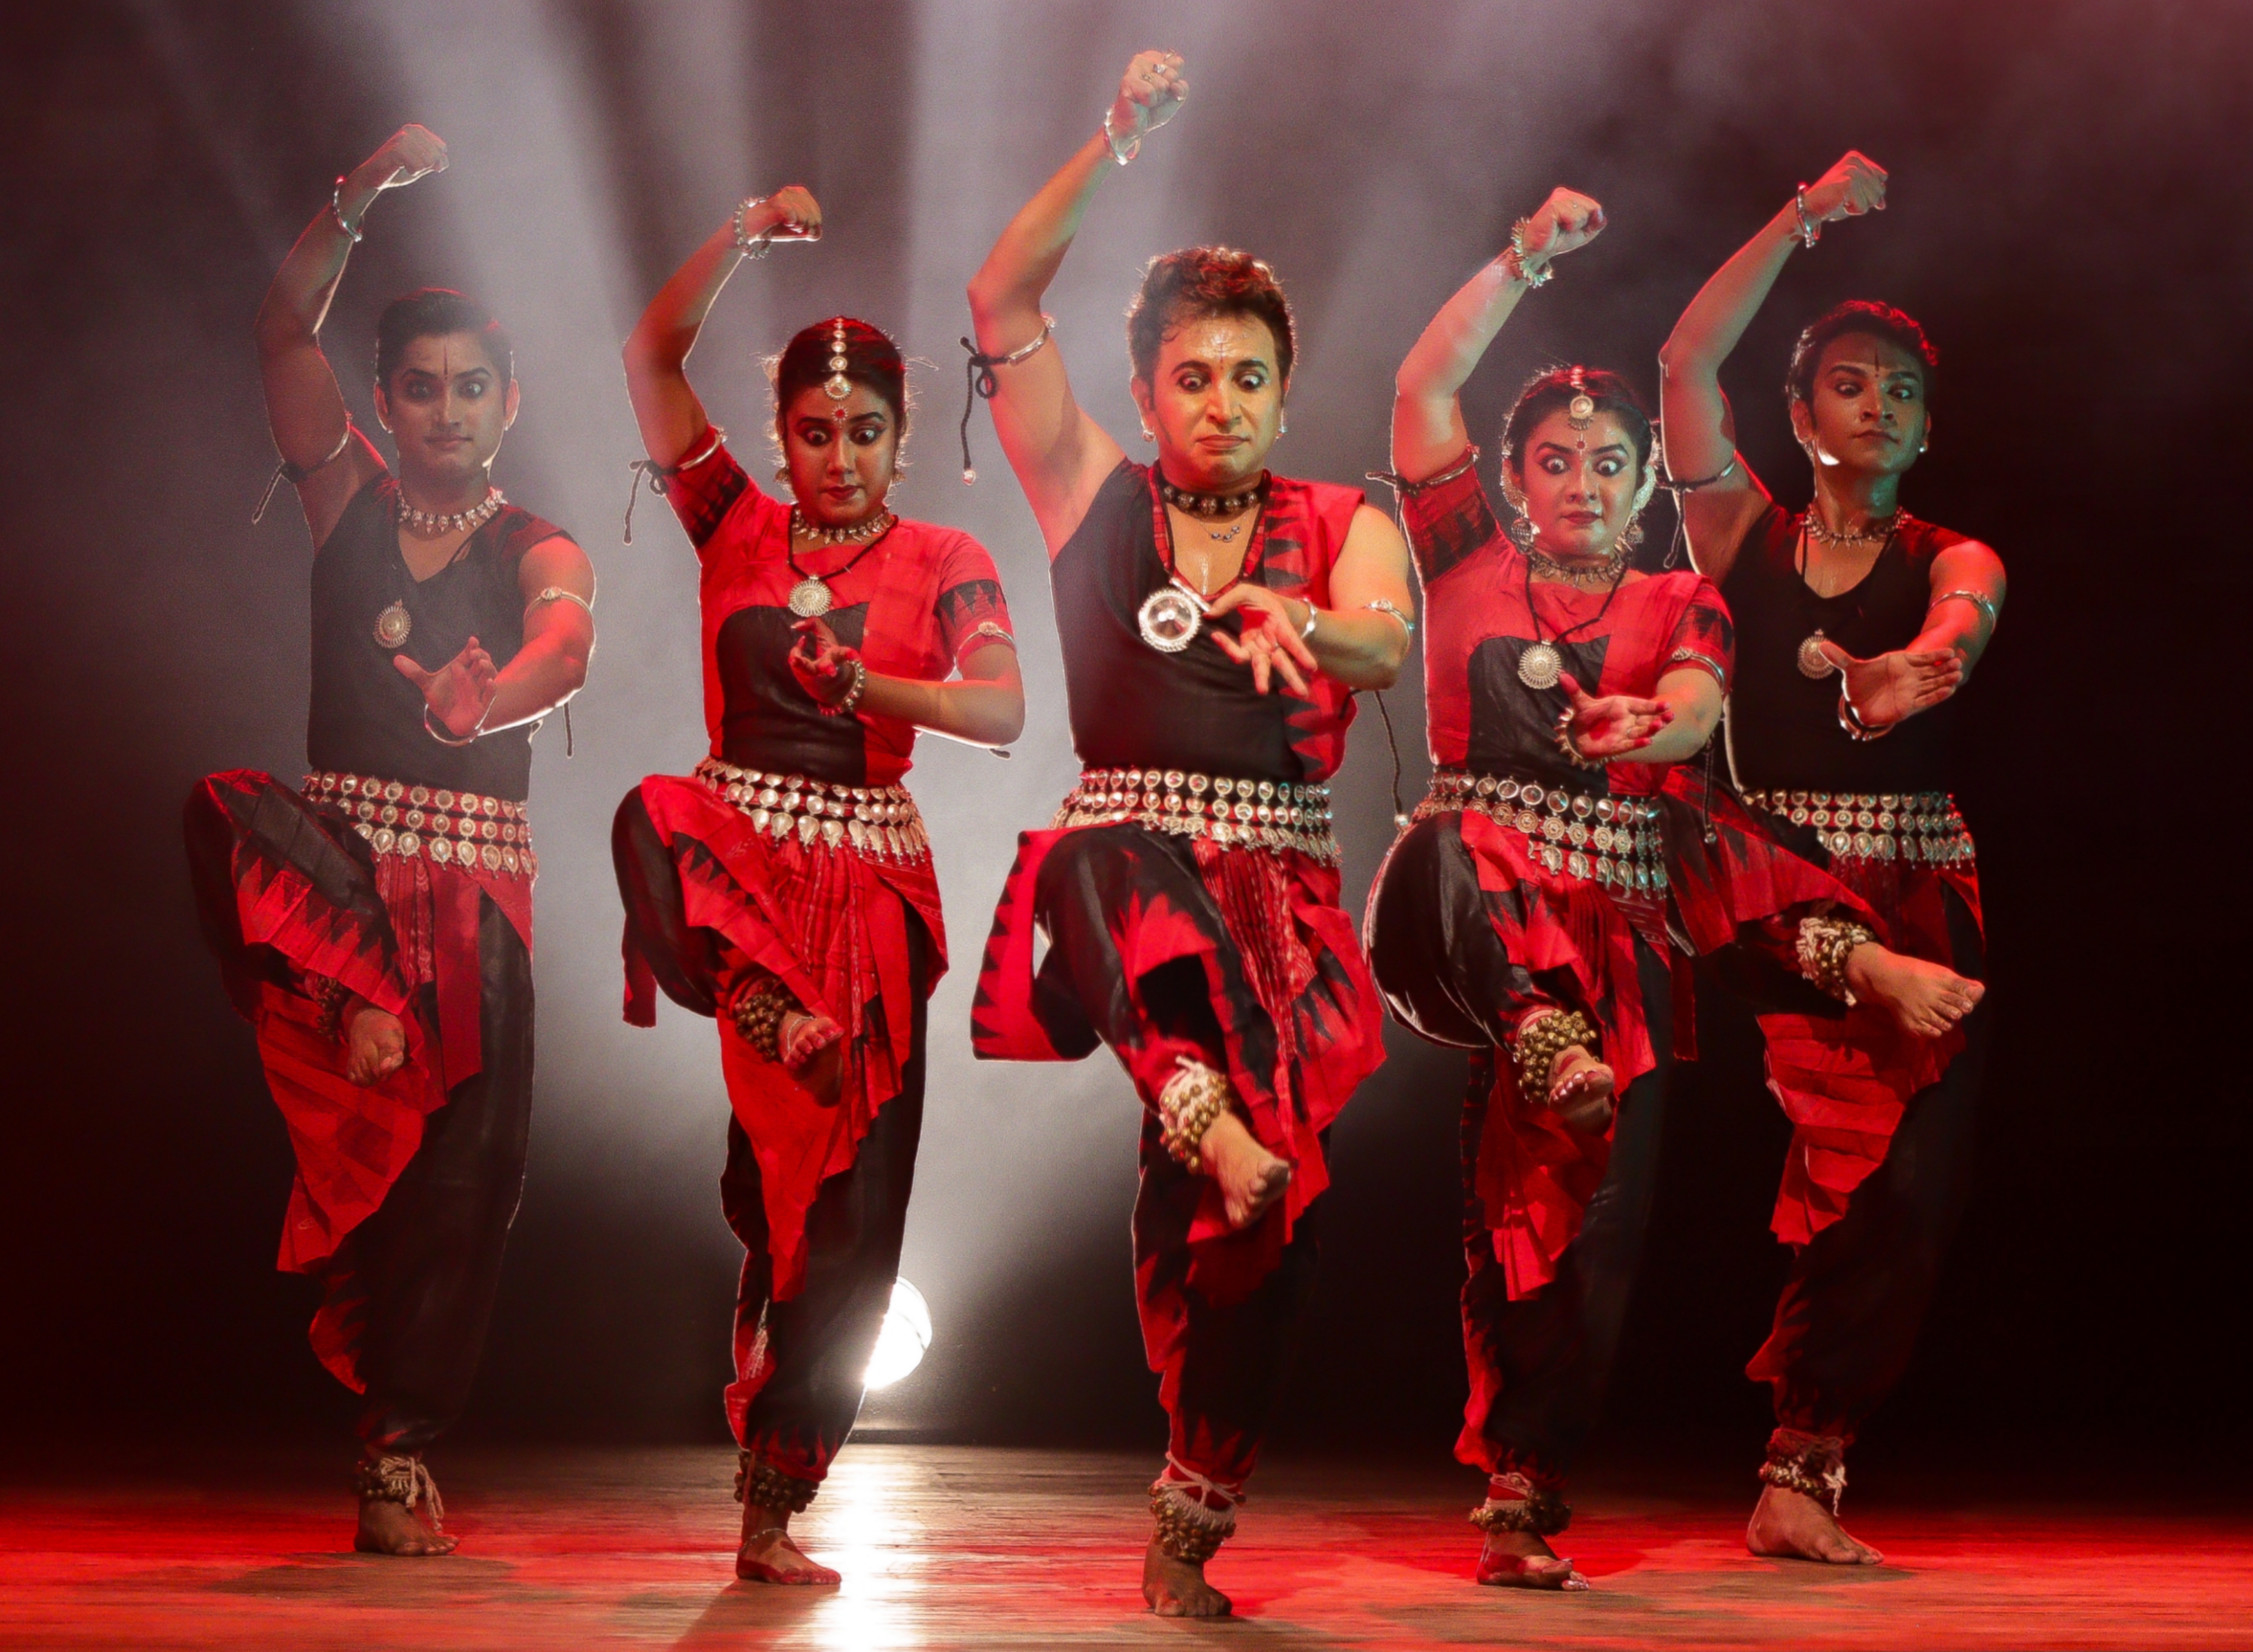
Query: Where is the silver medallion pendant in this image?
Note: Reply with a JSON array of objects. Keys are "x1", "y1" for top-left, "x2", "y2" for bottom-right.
[
  {"x1": 1138, "y1": 584, "x2": 1205, "y2": 653},
  {"x1": 788, "y1": 578, "x2": 835, "y2": 619},
  {"x1": 1797, "y1": 629, "x2": 1836, "y2": 678},
  {"x1": 1516, "y1": 640, "x2": 1563, "y2": 690},
  {"x1": 373, "y1": 600, "x2": 413, "y2": 650}
]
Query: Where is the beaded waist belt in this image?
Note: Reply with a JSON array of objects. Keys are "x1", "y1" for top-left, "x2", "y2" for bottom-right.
[
  {"x1": 304, "y1": 771, "x2": 535, "y2": 878},
  {"x1": 1053, "y1": 767, "x2": 1339, "y2": 864},
  {"x1": 695, "y1": 757, "x2": 930, "y2": 863},
  {"x1": 1413, "y1": 769, "x2": 1668, "y2": 894},
  {"x1": 1742, "y1": 788, "x2": 1974, "y2": 867}
]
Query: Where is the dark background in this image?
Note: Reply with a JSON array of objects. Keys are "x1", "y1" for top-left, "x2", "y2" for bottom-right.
[{"x1": 4, "y1": 0, "x2": 2246, "y2": 1483}]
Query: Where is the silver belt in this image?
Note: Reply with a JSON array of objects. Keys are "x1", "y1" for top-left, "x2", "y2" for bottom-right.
[
  {"x1": 1742, "y1": 787, "x2": 1974, "y2": 867},
  {"x1": 304, "y1": 771, "x2": 535, "y2": 878},
  {"x1": 695, "y1": 757, "x2": 930, "y2": 863},
  {"x1": 1053, "y1": 767, "x2": 1339, "y2": 864},
  {"x1": 1413, "y1": 769, "x2": 1668, "y2": 894}
]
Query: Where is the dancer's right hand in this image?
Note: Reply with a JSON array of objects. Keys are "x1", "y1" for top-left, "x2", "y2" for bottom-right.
[
  {"x1": 1514, "y1": 187, "x2": 1608, "y2": 265},
  {"x1": 745, "y1": 184, "x2": 823, "y2": 244},
  {"x1": 1109, "y1": 50, "x2": 1189, "y2": 148},
  {"x1": 1799, "y1": 150, "x2": 1889, "y2": 228},
  {"x1": 350, "y1": 125, "x2": 449, "y2": 197}
]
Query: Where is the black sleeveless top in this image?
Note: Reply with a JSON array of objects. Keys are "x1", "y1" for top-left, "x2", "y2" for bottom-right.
[
  {"x1": 1722, "y1": 500, "x2": 1965, "y2": 793},
  {"x1": 307, "y1": 475, "x2": 571, "y2": 801},
  {"x1": 1050, "y1": 460, "x2": 1364, "y2": 784}
]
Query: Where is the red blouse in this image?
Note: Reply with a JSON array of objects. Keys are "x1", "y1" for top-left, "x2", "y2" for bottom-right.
[
  {"x1": 1403, "y1": 460, "x2": 1733, "y2": 797},
  {"x1": 663, "y1": 440, "x2": 1014, "y2": 787}
]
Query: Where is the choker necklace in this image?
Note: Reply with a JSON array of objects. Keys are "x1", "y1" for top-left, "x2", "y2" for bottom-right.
[
  {"x1": 1518, "y1": 550, "x2": 1629, "y2": 690},
  {"x1": 398, "y1": 487, "x2": 505, "y2": 536},
  {"x1": 1804, "y1": 507, "x2": 1906, "y2": 549},
  {"x1": 1525, "y1": 542, "x2": 1630, "y2": 590},
  {"x1": 1158, "y1": 473, "x2": 1265, "y2": 519},
  {"x1": 786, "y1": 508, "x2": 893, "y2": 617}
]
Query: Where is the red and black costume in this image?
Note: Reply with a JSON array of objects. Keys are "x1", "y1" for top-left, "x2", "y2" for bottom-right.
[
  {"x1": 1715, "y1": 498, "x2": 1987, "y2": 1501},
  {"x1": 972, "y1": 459, "x2": 1385, "y2": 1546},
  {"x1": 610, "y1": 437, "x2": 1011, "y2": 1512},
  {"x1": 1363, "y1": 457, "x2": 1880, "y2": 1533},
  {"x1": 186, "y1": 450, "x2": 562, "y2": 1464}
]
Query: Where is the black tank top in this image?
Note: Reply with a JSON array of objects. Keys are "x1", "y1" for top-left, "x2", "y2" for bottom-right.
[
  {"x1": 1049, "y1": 460, "x2": 1360, "y2": 783},
  {"x1": 306, "y1": 475, "x2": 571, "y2": 800},
  {"x1": 1722, "y1": 500, "x2": 1964, "y2": 793}
]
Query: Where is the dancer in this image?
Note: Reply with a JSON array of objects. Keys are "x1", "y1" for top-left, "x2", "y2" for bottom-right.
[
  {"x1": 1365, "y1": 189, "x2": 1980, "y2": 1589},
  {"x1": 614, "y1": 185, "x2": 1023, "y2": 1586},
  {"x1": 1658, "y1": 151, "x2": 2005, "y2": 1564},
  {"x1": 184, "y1": 126, "x2": 595, "y2": 1555},
  {"x1": 962, "y1": 51, "x2": 1414, "y2": 1618}
]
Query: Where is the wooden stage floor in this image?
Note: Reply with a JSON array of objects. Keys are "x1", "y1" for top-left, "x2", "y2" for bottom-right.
[{"x1": 2, "y1": 1444, "x2": 2247, "y2": 1649}]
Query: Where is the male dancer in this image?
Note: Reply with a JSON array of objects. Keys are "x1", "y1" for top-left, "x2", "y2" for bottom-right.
[
  {"x1": 186, "y1": 126, "x2": 594, "y2": 1554},
  {"x1": 964, "y1": 52, "x2": 1414, "y2": 1617},
  {"x1": 1659, "y1": 150, "x2": 2005, "y2": 1565}
]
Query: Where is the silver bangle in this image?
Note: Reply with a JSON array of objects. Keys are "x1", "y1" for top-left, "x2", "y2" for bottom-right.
[
  {"x1": 1929, "y1": 588, "x2": 1998, "y2": 629},
  {"x1": 1793, "y1": 184, "x2": 1821, "y2": 250},
  {"x1": 424, "y1": 704, "x2": 478, "y2": 747},
  {"x1": 1101, "y1": 108, "x2": 1140, "y2": 166},
  {"x1": 330, "y1": 175, "x2": 364, "y2": 244},
  {"x1": 526, "y1": 585, "x2": 594, "y2": 617},
  {"x1": 1298, "y1": 601, "x2": 1320, "y2": 642},
  {"x1": 1664, "y1": 647, "x2": 1727, "y2": 689},
  {"x1": 1504, "y1": 219, "x2": 1554, "y2": 288},
  {"x1": 1363, "y1": 598, "x2": 1416, "y2": 637},
  {"x1": 733, "y1": 197, "x2": 774, "y2": 259},
  {"x1": 821, "y1": 657, "x2": 868, "y2": 716}
]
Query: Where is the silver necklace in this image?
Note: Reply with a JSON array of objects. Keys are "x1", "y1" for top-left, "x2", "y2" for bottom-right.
[
  {"x1": 1804, "y1": 505, "x2": 1906, "y2": 549},
  {"x1": 1793, "y1": 511, "x2": 1906, "y2": 678},
  {"x1": 397, "y1": 486, "x2": 505, "y2": 536},
  {"x1": 786, "y1": 509, "x2": 893, "y2": 618},
  {"x1": 1525, "y1": 543, "x2": 1630, "y2": 590}
]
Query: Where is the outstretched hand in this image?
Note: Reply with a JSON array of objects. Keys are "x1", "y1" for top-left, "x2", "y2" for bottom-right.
[
  {"x1": 1107, "y1": 50, "x2": 1189, "y2": 153},
  {"x1": 1815, "y1": 640, "x2": 1960, "y2": 729},
  {"x1": 1800, "y1": 150, "x2": 1888, "y2": 229},
  {"x1": 1207, "y1": 586, "x2": 1316, "y2": 697},
  {"x1": 789, "y1": 616, "x2": 862, "y2": 707},
  {"x1": 395, "y1": 636, "x2": 497, "y2": 738},
  {"x1": 1515, "y1": 186, "x2": 1607, "y2": 266},
  {"x1": 1558, "y1": 671, "x2": 1670, "y2": 759},
  {"x1": 350, "y1": 125, "x2": 449, "y2": 197}
]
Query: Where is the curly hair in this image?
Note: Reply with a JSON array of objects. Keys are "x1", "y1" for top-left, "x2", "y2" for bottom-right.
[
  {"x1": 374, "y1": 288, "x2": 512, "y2": 391},
  {"x1": 1124, "y1": 246, "x2": 1296, "y2": 386},
  {"x1": 1786, "y1": 300, "x2": 1938, "y2": 409},
  {"x1": 771, "y1": 316, "x2": 908, "y2": 437},
  {"x1": 1500, "y1": 366, "x2": 1655, "y2": 480}
]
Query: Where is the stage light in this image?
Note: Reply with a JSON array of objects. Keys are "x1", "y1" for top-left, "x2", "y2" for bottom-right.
[{"x1": 864, "y1": 1278, "x2": 933, "y2": 1391}]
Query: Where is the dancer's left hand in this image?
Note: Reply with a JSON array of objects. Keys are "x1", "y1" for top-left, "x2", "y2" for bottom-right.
[
  {"x1": 1812, "y1": 640, "x2": 1960, "y2": 729},
  {"x1": 1558, "y1": 671, "x2": 1670, "y2": 758},
  {"x1": 1207, "y1": 586, "x2": 1315, "y2": 696},
  {"x1": 790, "y1": 616, "x2": 863, "y2": 707},
  {"x1": 396, "y1": 636, "x2": 498, "y2": 738}
]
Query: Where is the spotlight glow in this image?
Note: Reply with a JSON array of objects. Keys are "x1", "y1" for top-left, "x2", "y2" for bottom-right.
[{"x1": 863, "y1": 1278, "x2": 933, "y2": 1391}]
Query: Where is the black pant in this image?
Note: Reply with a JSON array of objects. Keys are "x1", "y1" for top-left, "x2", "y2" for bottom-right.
[
  {"x1": 721, "y1": 927, "x2": 928, "y2": 1477},
  {"x1": 348, "y1": 894, "x2": 534, "y2": 1457},
  {"x1": 1753, "y1": 889, "x2": 1989, "y2": 1438},
  {"x1": 1459, "y1": 940, "x2": 1674, "y2": 1481}
]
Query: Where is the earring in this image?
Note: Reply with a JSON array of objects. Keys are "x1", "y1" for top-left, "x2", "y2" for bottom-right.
[
  {"x1": 1508, "y1": 515, "x2": 1537, "y2": 548},
  {"x1": 1279, "y1": 412, "x2": 1289, "y2": 435},
  {"x1": 1139, "y1": 424, "x2": 1155, "y2": 443}
]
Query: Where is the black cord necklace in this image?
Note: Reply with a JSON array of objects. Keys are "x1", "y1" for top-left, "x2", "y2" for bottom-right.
[
  {"x1": 784, "y1": 516, "x2": 893, "y2": 618},
  {"x1": 1516, "y1": 551, "x2": 1629, "y2": 690}
]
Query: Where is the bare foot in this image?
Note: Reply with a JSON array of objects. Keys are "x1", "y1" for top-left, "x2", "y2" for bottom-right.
[
  {"x1": 1746, "y1": 1484, "x2": 1883, "y2": 1565},
  {"x1": 737, "y1": 1505, "x2": 840, "y2": 1585},
  {"x1": 1844, "y1": 945, "x2": 1984, "y2": 1039},
  {"x1": 1476, "y1": 1528, "x2": 1588, "y2": 1590},
  {"x1": 353, "y1": 1495, "x2": 456, "y2": 1557},
  {"x1": 1198, "y1": 1109, "x2": 1291, "y2": 1229},
  {"x1": 342, "y1": 999, "x2": 407, "y2": 1088},
  {"x1": 1546, "y1": 1045, "x2": 1615, "y2": 1134},
  {"x1": 1143, "y1": 1539, "x2": 1231, "y2": 1616},
  {"x1": 778, "y1": 1008, "x2": 845, "y2": 1104}
]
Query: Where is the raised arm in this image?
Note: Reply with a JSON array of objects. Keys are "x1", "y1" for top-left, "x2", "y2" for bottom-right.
[
  {"x1": 1656, "y1": 151, "x2": 1888, "y2": 583},
  {"x1": 256, "y1": 128, "x2": 449, "y2": 545},
  {"x1": 964, "y1": 50, "x2": 1186, "y2": 553},
  {"x1": 622, "y1": 186, "x2": 822, "y2": 468},
  {"x1": 1391, "y1": 188, "x2": 1606, "y2": 482}
]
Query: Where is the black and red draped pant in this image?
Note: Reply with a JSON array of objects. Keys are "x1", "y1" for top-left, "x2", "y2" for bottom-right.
[
  {"x1": 184, "y1": 771, "x2": 531, "y2": 1457},
  {"x1": 974, "y1": 823, "x2": 1383, "y2": 1493},
  {"x1": 613, "y1": 778, "x2": 938, "y2": 1493}
]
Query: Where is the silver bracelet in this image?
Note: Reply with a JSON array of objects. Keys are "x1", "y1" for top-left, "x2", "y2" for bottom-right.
[
  {"x1": 733, "y1": 197, "x2": 774, "y2": 259},
  {"x1": 820, "y1": 657, "x2": 868, "y2": 717},
  {"x1": 424, "y1": 704, "x2": 478, "y2": 747},
  {"x1": 1102, "y1": 108, "x2": 1140, "y2": 166},
  {"x1": 1793, "y1": 184, "x2": 1821, "y2": 250},
  {"x1": 1503, "y1": 219, "x2": 1554, "y2": 288},
  {"x1": 330, "y1": 175, "x2": 364, "y2": 244},
  {"x1": 1664, "y1": 647, "x2": 1727, "y2": 689},
  {"x1": 1297, "y1": 601, "x2": 1320, "y2": 642},
  {"x1": 526, "y1": 585, "x2": 594, "y2": 617},
  {"x1": 1363, "y1": 598, "x2": 1416, "y2": 637},
  {"x1": 1929, "y1": 588, "x2": 1998, "y2": 629}
]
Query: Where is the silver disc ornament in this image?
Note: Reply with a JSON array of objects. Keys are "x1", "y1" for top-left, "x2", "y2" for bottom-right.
[
  {"x1": 788, "y1": 578, "x2": 836, "y2": 619},
  {"x1": 1516, "y1": 639, "x2": 1564, "y2": 690},
  {"x1": 1797, "y1": 629, "x2": 1837, "y2": 678},
  {"x1": 1138, "y1": 584, "x2": 1205, "y2": 653},
  {"x1": 373, "y1": 600, "x2": 413, "y2": 650}
]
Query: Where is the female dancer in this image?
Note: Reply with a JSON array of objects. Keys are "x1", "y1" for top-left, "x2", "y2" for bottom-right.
[
  {"x1": 614, "y1": 185, "x2": 1024, "y2": 1586},
  {"x1": 1365, "y1": 188, "x2": 1980, "y2": 1590},
  {"x1": 964, "y1": 50, "x2": 1414, "y2": 1617},
  {"x1": 1658, "y1": 152, "x2": 2005, "y2": 1565}
]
